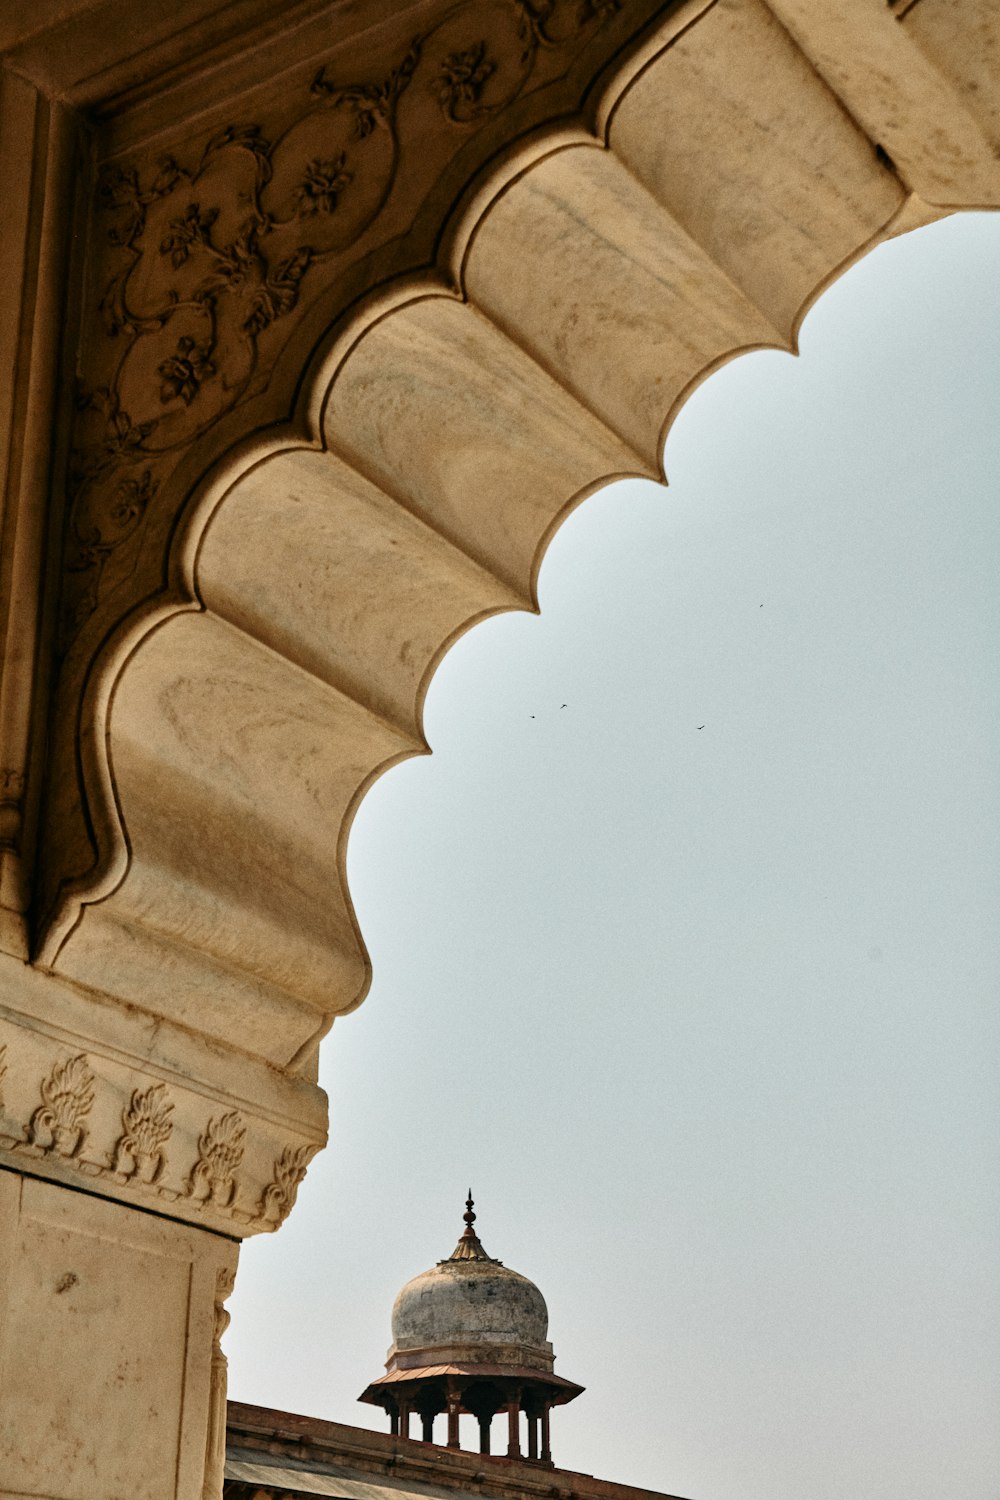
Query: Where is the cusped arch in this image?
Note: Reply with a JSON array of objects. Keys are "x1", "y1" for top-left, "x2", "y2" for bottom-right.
[{"x1": 38, "y1": 0, "x2": 1000, "y2": 1074}]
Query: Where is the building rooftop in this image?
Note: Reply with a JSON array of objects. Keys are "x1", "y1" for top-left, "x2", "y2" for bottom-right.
[{"x1": 225, "y1": 1402, "x2": 694, "y2": 1500}]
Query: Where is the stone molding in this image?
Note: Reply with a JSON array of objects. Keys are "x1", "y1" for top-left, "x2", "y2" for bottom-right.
[
  {"x1": 388, "y1": 1338, "x2": 556, "y2": 1371},
  {"x1": 0, "y1": 71, "x2": 83, "y2": 962},
  {"x1": 0, "y1": 953, "x2": 326, "y2": 1237}
]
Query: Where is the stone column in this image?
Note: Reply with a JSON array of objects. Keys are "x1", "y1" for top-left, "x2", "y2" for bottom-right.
[
  {"x1": 0, "y1": 1167, "x2": 239, "y2": 1500},
  {"x1": 0, "y1": 953, "x2": 326, "y2": 1500},
  {"x1": 446, "y1": 1384, "x2": 462, "y2": 1449},
  {"x1": 506, "y1": 1391, "x2": 522, "y2": 1460}
]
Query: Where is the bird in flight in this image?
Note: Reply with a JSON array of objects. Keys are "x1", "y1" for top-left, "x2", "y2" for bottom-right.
[{"x1": 697, "y1": 724, "x2": 705, "y2": 730}]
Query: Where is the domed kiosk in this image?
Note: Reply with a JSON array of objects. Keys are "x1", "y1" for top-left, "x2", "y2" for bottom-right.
[{"x1": 359, "y1": 1196, "x2": 583, "y2": 1462}]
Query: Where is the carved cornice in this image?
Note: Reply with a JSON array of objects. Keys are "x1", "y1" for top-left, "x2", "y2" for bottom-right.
[{"x1": 0, "y1": 954, "x2": 326, "y2": 1236}]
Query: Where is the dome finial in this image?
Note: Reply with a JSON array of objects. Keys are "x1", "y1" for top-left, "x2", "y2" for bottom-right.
[{"x1": 446, "y1": 1190, "x2": 497, "y2": 1262}]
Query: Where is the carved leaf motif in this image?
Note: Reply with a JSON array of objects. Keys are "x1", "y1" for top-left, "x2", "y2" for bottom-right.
[
  {"x1": 29, "y1": 1054, "x2": 95, "y2": 1157},
  {"x1": 99, "y1": 156, "x2": 189, "y2": 248},
  {"x1": 158, "y1": 335, "x2": 217, "y2": 406},
  {"x1": 66, "y1": 469, "x2": 158, "y2": 574},
  {"x1": 122, "y1": 1083, "x2": 174, "y2": 1150},
  {"x1": 208, "y1": 225, "x2": 263, "y2": 291},
  {"x1": 311, "y1": 36, "x2": 422, "y2": 139},
  {"x1": 161, "y1": 203, "x2": 219, "y2": 269},
  {"x1": 186, "y1": 1110, "x2": 246, "y2": 1207},
  {"x1": 202, "y1": 123, "x2": 274, "y2": 187},
  {"x1": 256, "y1": 1142, "x2": 317, "y2": 1225},
  {"x1": 240, "y1": 246, "x2": 313, "y2": 337},
  {"x1": 294, "y1": 155, "x2": 353, "y2": 217},
  {"x1": 73, "y1": 388, "x2": 158, "y2": 479},
  {"x1": 113, "y1": 1082, "x2": 175, "y2": 1184},
  {"x1": 39, "y1": 1055, "x2": 94, "y2": 1123},
  {"x1": 436, "y1": 42, "x2": 497, "y2": 122}
]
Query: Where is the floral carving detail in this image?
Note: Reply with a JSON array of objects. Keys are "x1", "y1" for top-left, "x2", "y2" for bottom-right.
[
  {"x1": 311, "y1": 38, "x2": 422, "y2": 138},
  {"x1": 186, "y1": 1111, "x2": 246, "y2": 1207},
  {"x1": 158, "y1": 335, "x2": 216, "y2": 406},
  {"x1": 436, "y1": 42, "x2": 497, "y2": 121},
  {"x1": 256, "y1": 1143, "x2": 317, "y2": 1226},
  {"x1": 99, "y1": 156, "x2": 189, "y2": 250},
  {"x1": 72, "y1": 388, "x2": 158, "y2": 485},
  {"x1": 69, "y1": 468, "x2": 158, "y2": 569},
  {"x1": 202, "y1": 123, "x2": 273, "y2": 184},
  {"x1": 28, "y1": 1054, "x2": 95, "y2": 1158},
  {"x1": 160, "y1": 202, "x2": 219, "y2": 268},
  {"x1": 244, "y1": 247, "x2": 313, "y2": 336},
  {"x1": 295, "y1": 155, "x2": 353, "y2": 217},
  {"x1": 62, "y1": 463, "x2": 159, "y2": 640},
  {"x1": 112, "y1": 1083, "x2": 174, "y2": 1184},
  {"x1": 71, "y1": 10, "x2": 626, "y2": 643}
]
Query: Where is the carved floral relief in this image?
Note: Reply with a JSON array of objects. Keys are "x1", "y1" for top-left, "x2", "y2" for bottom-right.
[
  {"x1": 111, "y1": 1081, "x2": 175, "y2": 1184},
  {"x1": 255, "y1": 1143, "x2": 318, "y2": 1226},
  {"x1": 186, "y1": 1110, "x2": 247, "y2": 1208},
  {"x1": 0, "y1": 1032, "x2": 319, "y2": 1232},
  {"x1": 62, "y1": 0, "x2": 624, "y2": 642},
  {"x1": 27, "y1": 1054, "x2": 95, "y2": 1158}
]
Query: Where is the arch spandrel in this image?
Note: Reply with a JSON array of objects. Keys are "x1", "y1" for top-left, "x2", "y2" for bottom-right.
[{"x1": 35, "y1": 0, "x2": 1000, "y2": 1083}]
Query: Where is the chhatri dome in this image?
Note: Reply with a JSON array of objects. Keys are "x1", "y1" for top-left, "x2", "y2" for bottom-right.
[{"x1": 359, "y1": 1195, "x2": 583, "y2": 1462}]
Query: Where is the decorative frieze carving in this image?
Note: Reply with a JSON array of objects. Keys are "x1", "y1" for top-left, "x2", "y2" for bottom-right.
[
  {"x1": 436, "y1": 43, "x2": 498, "y2": 123},
  {"x1": 0, "y1": 1016, "x2": 322, "y2": 1236},
  {"x1": 186, "y1": 1112, "x2": 247, "y2": 1209},
  {"x1": 27, "y1": 1054, "x2": 95, "y2": 1159},
  {"x1": 254, "y1": 1143, "x2": 318, "y2": 1227},
  {"x1": 111, "y1": 1082, "x2": 175, "y2": 1185}
]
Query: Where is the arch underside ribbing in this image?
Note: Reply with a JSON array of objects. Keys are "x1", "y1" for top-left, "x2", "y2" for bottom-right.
[{"x1": 43, "y1": 0, "x2": 1000, "y2": 1071}]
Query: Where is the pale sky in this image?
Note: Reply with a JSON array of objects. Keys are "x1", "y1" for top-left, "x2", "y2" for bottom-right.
[{"x1": 226, "y1": 211, "x2": 1000, "y2": 1500}]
